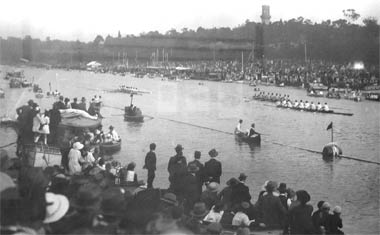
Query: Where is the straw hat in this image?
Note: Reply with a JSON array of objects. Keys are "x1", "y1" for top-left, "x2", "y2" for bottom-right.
[
  {"x1": 73, "y1": 142, "x2": 84, "y2": 150},
  {"x1": 333, "y1": 206, "x2": 342, "y2": 214},
  {"x1": 43, "y1": 192, "x2": 69, "y2": 224},
  {"x1": 207, "y1": 182, "x2": 219, "y2": 192}
]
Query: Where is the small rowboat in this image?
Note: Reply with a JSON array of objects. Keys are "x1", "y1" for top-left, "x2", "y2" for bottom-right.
[
  {"x1": 235, "y1": 132, "x2": 261, "y2": 145},
  {"x1": 124, "y1": 106, "x2": 144, "y2": 122},
  {"x1": 100, "y1": 139, "x2": 121, "y2": 155}
]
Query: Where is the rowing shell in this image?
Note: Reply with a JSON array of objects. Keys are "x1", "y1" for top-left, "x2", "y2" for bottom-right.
[{"x1": 272, "y1": 105, "x2": 353, "y2": 116}]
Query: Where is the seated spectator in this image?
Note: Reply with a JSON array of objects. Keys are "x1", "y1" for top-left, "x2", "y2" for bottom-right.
[
  {"x1": 219, "y1": 177, "x2": 239, "y2": 211},
  {"x1": 232, "y1": 202, "x2": 254, "y2": 227},
  {"x1": 201, "y1": 182, "x2": 220, "y2": 210},
  {"x1": 119, "y1": 162, "x2": 144, "y2": 186},
  {"x1": 204, "y1": 202, "x2": 224, "y2": 223}
]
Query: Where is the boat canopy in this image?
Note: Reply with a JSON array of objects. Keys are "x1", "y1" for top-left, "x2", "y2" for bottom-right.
[{"x1": 59, "y1": 115, "x2": 102, "y2": 129}]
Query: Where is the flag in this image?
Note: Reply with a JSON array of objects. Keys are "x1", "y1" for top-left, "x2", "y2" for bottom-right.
[{"x1": 326, "y1": 122, "x2": 333, "y2": 130}]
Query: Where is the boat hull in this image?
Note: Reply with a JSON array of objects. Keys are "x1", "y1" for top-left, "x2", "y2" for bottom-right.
[
  {"x1": 124, "y1": 115, "x2": 144, "y2": 122},
  {"x1": 235, "y1": 133, "x2": 261, "y2": 145},
  {"x1": 100, "y1": 140, "x2": 122, "y2": 155}
]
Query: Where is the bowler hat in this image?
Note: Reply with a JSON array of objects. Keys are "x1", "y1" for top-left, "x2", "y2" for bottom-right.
[
  {"x1": 278, "y1": 183, "x2": 287, "y2": 193},
  {"x1": 226, "y1": 177, "x2": 239, "y2": 186},
  {"x1": 296, "y1": 190, "x2": 311, "y2": 204},
  {"x1": 160, "y1": 193, "x2": 178, "y2": 206},
  {"x1": 100, "y1": 187, "x2": 126, "y2": 216},
  {"x1": 238, "y1": 173, "x2": 247, "y2": 181},
  {"x1": 190, "y1": 202, "x2": 209, "y2": 218},
  {"x1": 71, "y1": 183, "x2": 102, "y2": 210},
  {"x1": 174, "y1": 144, "x2": 183, "y2": 151},
  {"x1": 265, "y1": 181, "x2": 278, "y2": 192},
  {"x1": 208, "y1": 148, "x2": 218, "y2": 157}
]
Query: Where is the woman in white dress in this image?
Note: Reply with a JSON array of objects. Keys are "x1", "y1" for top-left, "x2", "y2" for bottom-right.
[
  {"x1": 32, "y1": 106, "x2": 43, "y2": 143},
  {"x1": 38, "y1": 110, "x2": 50, "y2": 145}
]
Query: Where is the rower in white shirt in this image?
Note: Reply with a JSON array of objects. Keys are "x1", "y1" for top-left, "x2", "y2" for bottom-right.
[
  {"x1": 234, "y1": 119, "x2": 244, "y2": 134},
  {"x1": 310, "y1": 102, "x2": 316, "y2": 110},
  {"x1": 282, "y1": 99, "x2": 288, "y2": 107},
  {"x1": 304, "y1": 101, "x2": 310, "y2": 109},
  {"x1": 298, "y1": 100, "x2": 305, "y2": 109},
  {"x1": 287, "y1": 100, "x2": 293, "y2": 108},
  {"x1": 323, "y1": 103, "x2": 330, "y2": 111},
  {"x1": 106, "y1": 125, "x2": 120, "y2": 142},
  {"x1": 293, "y1": 100, "x2": 299, "y2": 108},
  {"x1": 316, "y1": 102, "x2": 323, "y2": 111}
]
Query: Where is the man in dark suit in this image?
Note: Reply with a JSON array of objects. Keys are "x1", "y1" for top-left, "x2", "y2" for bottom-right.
[
  {"x1": 231, "y1": 173, "x2": 252, "y2": 206},
  {"x1": 143, "y1": 143, "x2": 157, "y2": 188},
  {"x1": 167, "y1": 144, "x2": 187, "y2": 196},
  {"x1": 188, "y1": 151, "x2": 204, "y2": 194},
  {"x1": 204, "y1": 148, "x2": 222, "y2": 184}
]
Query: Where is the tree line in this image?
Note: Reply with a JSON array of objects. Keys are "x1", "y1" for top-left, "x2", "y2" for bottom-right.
[{"x1": 0, "y1": 15, "x2": 378, "y2": 66}]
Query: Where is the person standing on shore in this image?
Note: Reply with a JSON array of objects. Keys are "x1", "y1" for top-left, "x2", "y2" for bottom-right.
[
  {"x1": 188, "y1": 151, "x2": 204, "y2": 194},
  {"x1": 167, "y1": 144, "x2": 187, "y2": 197},
  {"x1": 143, "y1": 143, "x2": 157, "y2": 189},
  {"x1": 204, "y1": 149, "x2": 222, "y2": 184}
]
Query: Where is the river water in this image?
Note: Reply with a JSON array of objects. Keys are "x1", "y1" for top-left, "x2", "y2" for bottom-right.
[{"x1": 0, "y1": 66, "x2": 379, "y2": 234}]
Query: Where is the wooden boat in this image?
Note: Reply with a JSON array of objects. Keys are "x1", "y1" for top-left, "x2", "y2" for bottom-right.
[
  {"x1": 307, "y1": 91, "x2": 324, "y2": 97},
  {"x1": 100, "y1": 139, "x2": 122, "y2": 155},
  {"x1": 235, "y1": 132, "x2": 261, "y2": 145},
  {"x1": 274, "y1": 104, "x2": 353, "y2": 116},
  {"x1": 364, "y1": 92, "x2": 380, "y2": 101},
  {"x1": 124, "y1": 106, "x2": 144, "y2": 122}
]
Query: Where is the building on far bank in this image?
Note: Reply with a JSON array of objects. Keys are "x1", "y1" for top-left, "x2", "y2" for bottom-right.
[{"x1": 261, "y1": 5, "x2": 271, "y2": 25}]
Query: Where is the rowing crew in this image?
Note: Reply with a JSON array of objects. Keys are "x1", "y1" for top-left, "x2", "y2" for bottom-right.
[
  {"x1": 276, "y1": 99, "x2": 330, "y2": 111},
  {"x1": 253, "y1": 92, "x2": 290, "y2": 101}
]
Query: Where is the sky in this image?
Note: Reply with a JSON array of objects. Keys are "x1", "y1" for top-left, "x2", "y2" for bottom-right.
[{"x1": 0, "y1": 0, "x2": 379, "y2": 42}]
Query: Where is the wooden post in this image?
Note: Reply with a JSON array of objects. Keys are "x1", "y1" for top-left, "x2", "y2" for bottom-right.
[{"x1": 331, "y1": 124, "x2": 334, "y2": 143}]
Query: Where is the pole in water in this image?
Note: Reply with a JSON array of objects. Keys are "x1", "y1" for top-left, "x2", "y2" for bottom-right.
[{"x1": 331, "y1": 122, "x2": 334, "y2": 143}]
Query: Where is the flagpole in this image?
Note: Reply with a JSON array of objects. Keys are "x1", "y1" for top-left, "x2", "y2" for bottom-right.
[{"x1": 331, "y1": 123, "x2": 334, "y2": 143}]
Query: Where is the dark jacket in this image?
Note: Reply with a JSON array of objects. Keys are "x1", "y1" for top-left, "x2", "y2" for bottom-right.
[
  {"x1": 71, "y1": 102, "x2": 79, "y2": 109},
  {"x1": 312, "y1": 209, "x2": 329, "y2": 234},
  {"x1": 188, "y1": 159, "x2": 204, "y2": 193},
  {"x1": 288, "y1": 203, "x2": 315, "y2": 234},
  {"x1": 231, "y1": 182, "x2": 251, "y2": 205},
  {"x1": 167, "y1": 154, "x2": 187, "y2": 176},
  {"x1": 144, "y1": 151, "x2": 156, "y2": 171},
  {"x1": 256, "y1": 193, "x2": 286, "y2": 228},
  {"x1": 279, "y1": 194, "x2": 288, "y2": 210},
  {"x1": 204, "y1": 158, "x2": 222, "y2": 183},
  {"x1": 200, "y1": 190, "x2": 220, "y2": 210},
  {"x1": 77, "y1": 102, "x2": 87, "y2": 111},
  {"x1": 326, "y1": 214, "x2": 343, "y2": 234},
  {"x1": 183, "y1": 172, "x2": 201, "y2": 211}
]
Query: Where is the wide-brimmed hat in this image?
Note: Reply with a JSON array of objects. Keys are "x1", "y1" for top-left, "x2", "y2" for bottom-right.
[
  {"x1": 208, "y1": 148, "x2": 218, "y2": 157},
  {"x1": 226, "y1": 177, "x2": 239, "y2": 186},
  {"x1": 174, "y1": 144, "x2": 184, "y2": 151},
  {"x1": 278, "y1": 183, "x2": 287, "y2": 193},
  {"x1": 187, "y1": 163, "x2": 199, "y2": 173},
  {"x1": 160, "y1": 193, "x2": 178, "y2": 206},
  {"x1": 296, "y1": 190, "x2": 311, "y2": 204},
  {"x1": 81, "y1": 97, "x2": 86, "y2": 101},
  {"x1": 333, "y1": 206, "x2": 342, "y2": 214},
  {"x1": 190, "y1": 202, "x2": 209, "y2": 218},
  {"x1": 100, "y1": 187, "x2": 126, "y2": 216},
  {"x1": 265, "y1": 181, "x2": 278, "y2": 192},
  {"x1": 44, "y1": 192, "x2": 69, "y2": 223},
  {"x1": 73, "y1": 142, "x2": 84, "y2": 150},
  {"x1": 207, "y1": 182, "x2": 219, "y2": 192},
  {"x1": 70, "y1": 183, "x2": 102, "y2": 210},
  {"x1": 322, "y1": 202, "x2": 331, "y2": 210}
]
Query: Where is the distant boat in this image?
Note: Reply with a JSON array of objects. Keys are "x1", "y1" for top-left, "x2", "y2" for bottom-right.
[{"x1": 118, "y1": 85, "x2": 152, "y2": 95}]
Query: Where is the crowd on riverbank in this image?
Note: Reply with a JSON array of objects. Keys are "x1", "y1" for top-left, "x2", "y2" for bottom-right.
[{"x1": 1, "y1": 138, "x2": 346, "y2": 235}]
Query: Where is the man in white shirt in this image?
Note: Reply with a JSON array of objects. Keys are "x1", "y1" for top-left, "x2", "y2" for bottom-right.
[
  {"x1": 304, "y1": 101, "x2": 310, "y2": 109},
  {"x1": 234, "y1": 120, "x2": 243, "y2": 134},
  {"x1": 107, "y1": 125, "x2": 120, "y2": 142},
  {"x1": 316, "y1": 102, "x2": 323, "y2": 110},
  {"x1": 323, "y1": 103, "x2": 329, "y2": 111}
]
